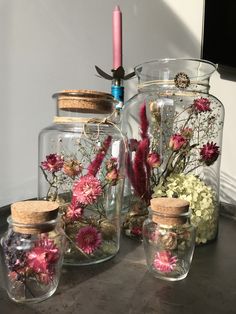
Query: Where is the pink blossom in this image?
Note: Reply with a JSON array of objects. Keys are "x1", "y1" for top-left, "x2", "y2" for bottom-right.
[
  {"x1": 63, "y1": 160, "x2": 82, "y2": 177},
  {"x1": 106, "y1": 157, "x2": 118, "y2": 171},
  {"x1": 200, "y1": 141, "x2": 220, "y2": 166},
  {"x1": 169, "y1": 134, "x2": 187, "y2": 151},
  {"x1": 41, "y1": 154, "x2": 64, "y2": 173},
  {"x1": 75, "y1": 226, "x2": 102, "y2": 254},
  {"x1": 131, "y1": 226, "x2": 142, "y2": 236},
  {"x1": 147, "y1": 152, "x2": 161, "y2": 168},
  {"x1": 193, "y1": 97, "x2": 211, "y2": 112},
  {"x1": 66, "y1": 202, "x2": 84, "y2": 221},
  {"x1": 72, "y1": 175, "x2": 102, "y2": 205},
  {"x1": 27, "y1": 236, "x2": 60, "y2": 274},
  {"x1": 105, "y1": 168, "x2": 119, "y2": 185},
  {"x1": 153, "y1": 250, "x2": 178, "y2": 273},
  {"x1": 27, "y1": 247, "x2": 52, "y2": 273}
]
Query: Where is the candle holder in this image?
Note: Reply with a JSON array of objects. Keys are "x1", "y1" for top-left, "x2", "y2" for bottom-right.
[{"x1": 95, "y1": 65, "x2": 135, "y2": 109}]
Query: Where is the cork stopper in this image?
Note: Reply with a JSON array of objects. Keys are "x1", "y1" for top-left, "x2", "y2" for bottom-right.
[
  {"x1": 150, "y1": 197, "x2": 189, "y2": 226},
  {"x1": 53, "y1": 90, "x2": 115, "y2": 114},
  {"x1": 11, "y1": 200, "x2": 59, "y2": 234}
]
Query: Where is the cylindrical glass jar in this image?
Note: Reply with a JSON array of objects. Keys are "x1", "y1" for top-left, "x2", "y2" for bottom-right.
[
  {"x1": 38, "y1": 90, "x2": 125, "y2": 265},
  {"x1": 122, "y1": 59, "x2": 224, "y2": 244},
  {"x1": 0, "y1": 200, "x2": 65, "y2": 303},
  {"x1": 143, "y1": 197, "x2": 195, "y2": 281}
]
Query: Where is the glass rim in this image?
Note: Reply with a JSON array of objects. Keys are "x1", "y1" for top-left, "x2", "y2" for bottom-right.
[{"x1": 134, "y1": 58, "x2": 217, "y2": 78}]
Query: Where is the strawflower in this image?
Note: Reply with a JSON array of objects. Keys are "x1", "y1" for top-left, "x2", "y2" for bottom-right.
[
  {"x1": 66, "y1": 202, "x2": 84, "y2": 221},
  {"x1": 200, "y1": 142, "x2": 220, "y2": 166},
  {"x1": 169, "y1": 134, "x2": 187, "y2": 151},
  {"x1": 153, "y1": 250, "x2": 178, "y2": 273},
  {"x1": 27, "y1": 236, "x2": 59, "y2": 273},
  {"x1": 193, "y1": 97, "x2": 211, "y2": 112},
  {"x1": 105, "y1": 168, "x2": 119, "y2": 185},
  {"x1": 72, "y1": 175, "x2": 102, "y2": 205},
  {"x1": 41, "y1": 154, "x2": 64, "y2": 173},
  {"x1": 147, "y1": 152, "x2": 161, "y2": 168},
  {"x1": 75, "y1": 226, "x2": 102, "y2": 254}
]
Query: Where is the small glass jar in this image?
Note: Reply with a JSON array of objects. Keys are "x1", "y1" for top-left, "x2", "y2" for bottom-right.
[
  {"x1": 0, "y1": 200, "x2": 65, "y2": 303},
  {"x1": 38, "y1": 90, "x2": 125, "y2": 265},
  {"x1": 143, "y1": 197, "x2": 195, "y2": 281}
]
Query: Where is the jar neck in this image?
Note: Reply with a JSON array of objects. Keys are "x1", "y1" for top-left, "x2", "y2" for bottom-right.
[
  {"x1": 135, "y1": 58, "x2": 216, "y2": 94},
  {"x1": 137, "y1": 78, "x2": 211, "y2": 94},
  {"x1": 7, "y1": 216, "x2": 58, "y2": 234}
]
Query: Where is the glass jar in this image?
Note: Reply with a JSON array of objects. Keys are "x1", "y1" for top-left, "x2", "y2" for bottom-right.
[
  {"x1": 121, "y1": 59, "x2": 224, "y2": 245},
  {"x1": 0, "y1": 200, "x2": 65, "y2": 303},
  {"x1": 38, "y1": 90, "x2": 125, "y2": 265},
  {"x1": 143, "y1": 197, "x2": 196, "y2": 281}
]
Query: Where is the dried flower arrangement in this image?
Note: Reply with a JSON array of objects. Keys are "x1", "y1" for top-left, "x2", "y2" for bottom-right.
[
  {"x1": 40, "y1": 133, "x2": 123, "y2": 264},
  {"x1": 2, "y1": 232, "x2": 62, "y2": 300},
  {"x1": 123, "y1": 97, "x2": 223, "y2": 244}
]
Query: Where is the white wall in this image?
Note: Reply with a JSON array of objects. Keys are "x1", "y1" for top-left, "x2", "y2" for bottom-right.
[{"x1": 1, "y1": 0, "x2": 234, "y2": 207}]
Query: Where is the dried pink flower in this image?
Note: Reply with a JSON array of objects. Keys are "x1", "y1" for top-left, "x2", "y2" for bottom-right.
[
  {"x1": 169, "y1": 134, "x2": 187, "y2": 151},
  {"x1": 27, "y1": 247, "x2": 53, "y2": 274},
  {"x1": 87, "y1": 135, "x2": 112, "y2": 176},
  {"x1": 41, "y1": 154, "x2": 64, "y2": 172},
  {"x1": 105, "y1": 168, "x2": 119, "y2": 185},
  {"x1": 106, "y1": 157, "x2": 118, "y2": 172},
  {"x1": 131, "y1": 226, "x2": 142, "y2": 236},
  {"x1": 133, "y1": 138, "x2": 150, "y2": 203},
  {"x1": 26, "y1": 236, "x2": 60, "y2": 284},
  {"x1": 200, "y1": 141, "x2": 220, "y2": 166},
  {"x1": 63, "y1": 160, "x2": 82, "y2": 177},
  {"x1": 147, "y1": 152, "x2": 161, "y2": 168},
  {"x1": 140, "y1": 103, "x2": 149, "y2": 140},
  {"x1": 72, "y1": 175, "x2": 102, "y2": 205},
  {"x1": 66, "y1": 202, "x2": 84, "y2": 221},
  {"x1": 75, "y1": 226, "x2": 102, "y2": 254},
  {"x1": 193, "y1": 97, "x2": 211, "y2": 112},
  {"x1": 153, "y1": 250, "x2": 178, "y2": 273}
]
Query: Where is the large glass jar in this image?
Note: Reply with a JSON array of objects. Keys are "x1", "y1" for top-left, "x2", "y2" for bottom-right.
[
  {"x1": 38, "y1": 90, "x2": 125, "y2": 265},
  {"x1": 121, "y1": 59, "x2": 224, "y2": 245},
  {"x1": 0, "y1": 200, "x2": 65, "y2": 303},
  {"x1": 143, "y1": 197, "x2": 196, "y2": 281}
]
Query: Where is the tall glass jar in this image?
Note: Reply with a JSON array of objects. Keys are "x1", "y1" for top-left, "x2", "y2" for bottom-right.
[
  {"x1": 121, "y1": 59, "x2": 224, "y2": 245},
  {"x1": 38, "y1": 90, "x2": 125, "y2": 265},
  {"x1": 143, "y1": 197, "x2": 196, "y2": 281},
  {"x1": 0, "y1": 200, "x2": 65, "y2": 303}
]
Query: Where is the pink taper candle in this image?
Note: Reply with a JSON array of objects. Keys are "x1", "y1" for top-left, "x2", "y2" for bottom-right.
[{"x1": 112, "y1": 5, "x2": 122, "y2": 70}]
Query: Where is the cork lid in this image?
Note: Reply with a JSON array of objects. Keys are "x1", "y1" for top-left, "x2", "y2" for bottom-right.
[
  {"x1": 150, "y1": 197, "x2": 189, "y2": 226},
  {"x1": 53, "y1": 89, "x2": 115, "y2": 114},
  {"x1": 11, "y1": 200, "x2": 59, "y2": 234}
]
